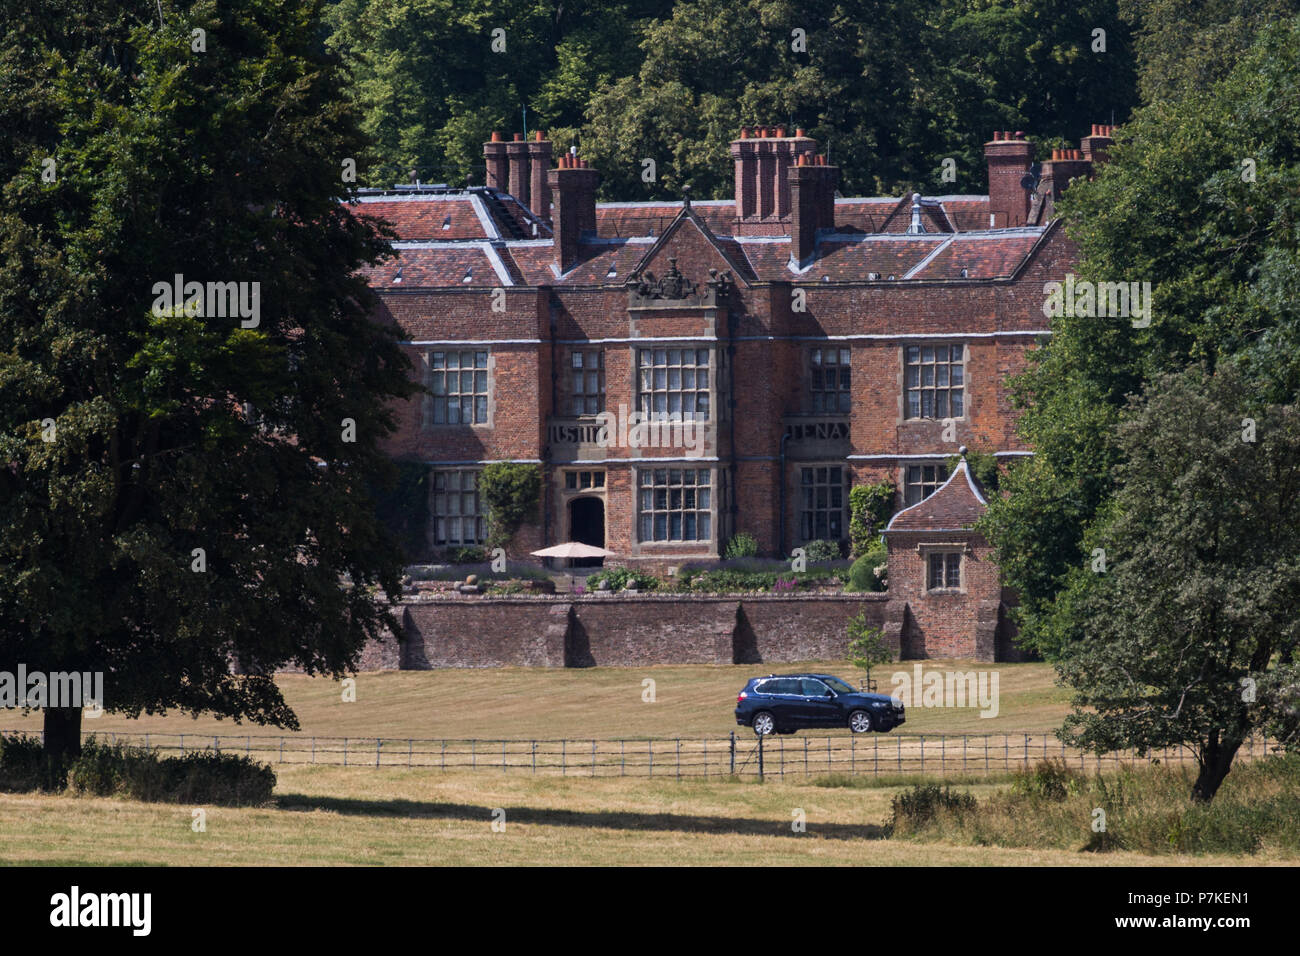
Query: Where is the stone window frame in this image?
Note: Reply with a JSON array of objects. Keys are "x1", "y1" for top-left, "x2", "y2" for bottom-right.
[
  {"x1": 567, "y1": 349, "x2": 605, "y2": 417},
  {"x1": 903, "y1": 342, "x2": 967, "y2": 422},
  {"x1": 636, "y1": 465, "x2": 714, "y2": 543},
  {"x1": 635, "y1": 346, "x2": 712, "y2": 422},
  {"x1": 917, "y1": 542, "x2": 973, "y2": 595},
  {"x1": 422, "y1": 349, "x2": 492, "y2": 427},
  {"x1": 902, "y1": 460, "x2": 950, "y2": 507},
  {"x1": 808, "y1": 346, "x2": 852, "y2": 415},
  {"x1": 563, "y1": 469, "x2": 606, "y2": 493},
  {"x1": 796, "y1": 462, "x2": 848, "y2": 545},
  {"x1": 429, "y1": 468, "x2": 486, "y2": 547}
]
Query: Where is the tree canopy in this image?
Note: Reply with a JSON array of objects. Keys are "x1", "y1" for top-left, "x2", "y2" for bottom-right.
[
  {"x1": 0, "y1": 0, "x2": 417, "y2": 760},
  {"x1": 326, "y1": 0, "x2": 1139, "y2": 198}
]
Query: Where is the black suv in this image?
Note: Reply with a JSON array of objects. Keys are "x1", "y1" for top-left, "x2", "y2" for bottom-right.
[{"x1": 734, "y1": 673, "x2": 905, "y2": 735}]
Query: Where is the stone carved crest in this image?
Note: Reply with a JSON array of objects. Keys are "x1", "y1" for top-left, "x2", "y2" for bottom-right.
[{"x1": 633, "y1": 257, "x2": 697, "y2": 300}]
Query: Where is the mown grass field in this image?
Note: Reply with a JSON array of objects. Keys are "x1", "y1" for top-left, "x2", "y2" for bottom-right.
[
  {"x1": 0, "y1": 659, "x2": 1068, "y2": 740},
  {"x1": 4, "y1": 764, "x2": 1293, "y2": 866}
]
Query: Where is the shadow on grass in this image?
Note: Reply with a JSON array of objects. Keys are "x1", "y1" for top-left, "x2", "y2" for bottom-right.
[{"x1": 276, "y1": 793, "x2": 888, "y2": 841}]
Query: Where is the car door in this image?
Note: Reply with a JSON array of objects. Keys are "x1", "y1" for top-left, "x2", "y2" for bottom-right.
[
  {"x1": 798, "y1": 678, "x2": 842, "y2": 726},
  {"x1": 765, "y1": 678, "x2": 801, "y2": 726}
]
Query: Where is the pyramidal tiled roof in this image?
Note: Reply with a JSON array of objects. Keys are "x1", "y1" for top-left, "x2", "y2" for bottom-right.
[{"x1": 884, "y1": 456, "x2": 989, "y2": 533}]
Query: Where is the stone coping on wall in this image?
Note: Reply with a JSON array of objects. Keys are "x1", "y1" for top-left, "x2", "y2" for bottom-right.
[{"x1": 399, "y1": 591, "x2": 892, "y2": 604}]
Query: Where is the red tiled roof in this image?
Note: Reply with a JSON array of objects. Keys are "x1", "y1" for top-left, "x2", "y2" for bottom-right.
[
  {"x1": 359, "y1": 243, "x2": 513, "y2": 288},
  {"x1": 909, "y1": 233, "x2": 1041, "y2": 280},
  {"x1": 884, "y1": 458, "x2": 989, "y2": 533}
]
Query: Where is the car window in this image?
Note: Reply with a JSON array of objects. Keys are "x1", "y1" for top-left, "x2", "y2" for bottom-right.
[
  {"x1": 822, "y1": 676, "x2": 856, "y2": 694},
  {"x1": 801, "y1": 678, "x2": 831, "y2": 696},
  {"x1": 770, "y1": 678, "x2": 799, "y2": 695}
]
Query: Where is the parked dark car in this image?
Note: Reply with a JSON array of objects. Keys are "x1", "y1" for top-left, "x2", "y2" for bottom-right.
[{"x1": 734, "y1": 673, "x2": 905, "y2": 735}]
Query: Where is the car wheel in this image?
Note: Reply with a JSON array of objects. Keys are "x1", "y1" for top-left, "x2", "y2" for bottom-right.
[
  {"x1": 752, "y1": 711, "x2": 776, "y2": 736},
  {"x1": 848, "y1": 710, "x2": 874, "y2": 734}
]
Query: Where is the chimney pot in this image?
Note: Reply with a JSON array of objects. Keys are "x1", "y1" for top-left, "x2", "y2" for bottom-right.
[
  {"x1": 513, "y1": 132, "x2": 523, "y2": 141},
  {"x1": 534, "y1": 130, "x2": 544, "y2": 141},
  {"x1": 491, "y1": 130, "x2": 502, "y2": 142},
  {"x1": 776, "y1": 126, "x2": 786, "y2": 138},
  {"x1": 795, "y1": 127, "x2": 806, "y2": 138}
]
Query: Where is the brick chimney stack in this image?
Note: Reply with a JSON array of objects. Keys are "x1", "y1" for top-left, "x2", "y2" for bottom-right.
[
  {"x1": 730, "y1": 126, "x2": 816, "y2": 234},
  {"x1": 1037, "y1": 147, "x2": 1092, "y2": 221},
  {"x1": 790, "y1": 153, "x2": 839, "y2": 266},
  {"x1": 483, "y1": 131, "x2": 508, "y2": 191},
  {"x1": 548, "y1": 151, "x2": 599, "y2": 272},
  {"x1": 527, "y1": 130, "x2": 552, "y2": 223},
  {"x1": 507, "y1": 133, "x2": 530, "y2": 207},
  {"x1": 985, "y1": 130, "x2": 1033, "y2": 228},
  {"x1": 1080, "y1": 123, "x2": 1115, "y2": 165}
]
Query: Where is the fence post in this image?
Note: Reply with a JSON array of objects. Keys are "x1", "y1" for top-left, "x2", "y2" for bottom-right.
[
  {"x1": 408, "y1": 739, "x2": 412, "y2": 768},
  {"x1": 343, "y1": 737, "x2": 348, "y2": 767},
  {"x1": 280, "y1": 738, "x2": 285, "y2": 764},
  {"x1": 620, "y1": 740, "x2": 625, "y2": 777},
  {"x1": 758, "y1": 732, "x2": 764, "y2": 780},
  {"x1": 592, "y1": 740, "x2": 597, "y2": 777},
  {"x1": 1024, "y1": 733, "x2": 1029, "y2": 767},
  {"x1": 648, "y1": 739, "x2": 652, "y2": 778},
  {"x1": 247, "y1": 735, "x2": 251, "y2": 758},
  {"x1": 441, "y1": 740, "x2": 446, "y2": 770},
  {"x1": 941, "y1": 735, "x2": 945, "y2": 773},
  {"x1": 214, "y1": 736, "x2": 219, "y2": 754},
  {"x1": 145, "y1": 733, "x2": 150, "y2": 754},
  {"x1": 676, "y1": 739, "x2": 681, "y2": 780},
  {"x1": 312, "y1": 736, "x2": 316, "y2": 764},
  {"x1": 376, "y1": 738, "x2": 381, "y2": 767},
  {"x1": 472, "y1": 739, "x2": 476, "y2": 770},
  {"x1": 729, "y1": 732, "x2": 735, "y2": 776},
  {"x1": 532, "y1": 740, "x2": 537, "y2": 774},
  {"x1": 897, "y1": 736, "x2": 902, "y2": 772},
  {"x1": 505, "y1": 740, "x2": 509, "y2": 773},
  {"x1": 920, "y1": 735, "x2": 924, "y2": 772},
  {"x1": 851, "y1": 734, "x2": 856, "y2": 775},
  {"x1": 803, "y1": 736, "x2": 808, "y2": 776},
  {"x1": 963, "y1": 735, "x2": 967, "y2": 772}
]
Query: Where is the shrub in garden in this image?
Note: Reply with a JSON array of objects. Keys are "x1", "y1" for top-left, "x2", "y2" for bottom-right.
[{"x1": 724, "y1": 532, "x2": 759, "y2": 559}]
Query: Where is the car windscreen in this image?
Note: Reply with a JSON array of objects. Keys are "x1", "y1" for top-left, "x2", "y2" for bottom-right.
[{"x1": 822, "y1": 676, "x2": 857, "y2": 694}]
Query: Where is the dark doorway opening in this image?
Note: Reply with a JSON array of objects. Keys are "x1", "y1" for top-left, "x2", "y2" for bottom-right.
[{"x1": 569, "y1": 497, "x2": 605, "y2": 568}]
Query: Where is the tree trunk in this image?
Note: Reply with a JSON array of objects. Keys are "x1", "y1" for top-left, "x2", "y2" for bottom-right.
[
  {"x1": 42, "y1": 706, "x2": 83, "y2": 781},
  {"x1": 1192, "y1": 736, "x2": 1243, "y2": 803}
]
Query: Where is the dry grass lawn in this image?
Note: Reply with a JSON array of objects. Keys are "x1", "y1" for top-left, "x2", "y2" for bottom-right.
[
  {"x1": 2, "y1": 765, "x2": 1286, "y2": 866},
  {"x1": 0, "y1": 659, "x2": 1068, "y2": 741}
]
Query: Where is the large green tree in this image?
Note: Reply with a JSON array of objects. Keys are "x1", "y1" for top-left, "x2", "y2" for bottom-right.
[
  {"x1": 1053, "y1": 366, "x2": 1300, "y2": 802},
  {"x1": 324, "y1": 0, "x2": 672, "y2": 187},
  {"x1": 0, "y1": 0, "x2": 417, "y2": 763},
  {"x1": 583, "y1": 0, "x2": 1137, "y2": 200},
  {"x1": 983, "y1": 17, "x2": 1300, "y2": 657}
]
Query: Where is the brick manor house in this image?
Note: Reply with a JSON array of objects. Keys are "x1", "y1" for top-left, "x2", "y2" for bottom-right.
[{"x1": 355, "y1": 124, "x2": 1115, "y2": 658}]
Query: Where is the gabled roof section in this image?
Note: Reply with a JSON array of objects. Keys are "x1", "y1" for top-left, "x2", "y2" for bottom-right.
[
  {"x1": 884, "y1": 456, "x2": 989, "y2": 534},
  {"x1": 627, "y1": 200, "x2": 752, "y2": 287}
]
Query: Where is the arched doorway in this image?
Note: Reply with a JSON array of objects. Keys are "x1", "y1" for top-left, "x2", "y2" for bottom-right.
[{"x1": 569, "y1": 497, "x2": 605, "y2": 567}]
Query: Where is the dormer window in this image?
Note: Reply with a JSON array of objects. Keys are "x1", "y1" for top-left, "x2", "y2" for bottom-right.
[{"x1": 461, "y1": 268, "x2": 473, "y2": 283}]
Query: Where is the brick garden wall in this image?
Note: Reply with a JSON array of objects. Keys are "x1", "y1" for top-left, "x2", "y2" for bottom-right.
[{"x1": 392, "y1": 593, "x2": 893, "y2": 669}]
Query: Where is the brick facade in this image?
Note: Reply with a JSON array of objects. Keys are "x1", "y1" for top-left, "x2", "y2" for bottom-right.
[{"x1": 352, "y1": 123, "x2": 1112, "y2": 660}]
